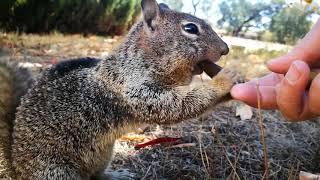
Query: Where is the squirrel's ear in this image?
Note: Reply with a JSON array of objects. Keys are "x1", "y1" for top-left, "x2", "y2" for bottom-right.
[
  {"x1": 141, "y1": 0, "x2": 160, "y2": 30},
  {"x1": 159, "y1": 3, "x2": 170, "y2": 10}
]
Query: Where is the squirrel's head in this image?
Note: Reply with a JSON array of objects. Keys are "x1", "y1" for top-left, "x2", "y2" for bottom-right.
[{"x1": 120, "y1": 0, "x2": 228, "y2": 86}]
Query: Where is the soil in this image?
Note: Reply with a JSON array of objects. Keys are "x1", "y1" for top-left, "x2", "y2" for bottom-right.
[{"x1": 1, "y1": 33, "x2": 319, "y2": 179}]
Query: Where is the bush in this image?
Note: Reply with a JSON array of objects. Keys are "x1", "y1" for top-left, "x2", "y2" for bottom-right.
[
  {"x1": 97, "y1": 0, "x2": 141, "y2": 35},
  {"x1": 0, "y1": 0, "x2": 141, "y2": 35},
  {"x1": 269, "y1": 5, "x2": 312, "y2": 45},
  {"x1": 260, "y1": 31, "x2": 276, "y2": 42},
  {"x1": 0, "y1": 0, "x2": 16, "y2": 28}
]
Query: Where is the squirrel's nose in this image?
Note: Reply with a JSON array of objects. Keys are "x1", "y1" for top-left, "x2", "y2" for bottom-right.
[{"x1": 220, "y1": 43, "x2": 229, "y2": 55}]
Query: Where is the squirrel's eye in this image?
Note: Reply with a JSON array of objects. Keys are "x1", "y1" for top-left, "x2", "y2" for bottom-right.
[{"x1": 183, "y1": 23, "x2": 199, "y2": 35}]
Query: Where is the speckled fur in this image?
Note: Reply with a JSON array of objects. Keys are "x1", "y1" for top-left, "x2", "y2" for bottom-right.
[
  {"x1": 3, "y1": 0, "x2": 239, "y2": 179},
  {"x1": 0, "y1": 59, "x2": 33, "y2": 179}
]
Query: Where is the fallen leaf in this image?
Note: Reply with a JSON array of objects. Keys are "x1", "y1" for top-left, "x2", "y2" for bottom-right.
[
  {"x1": 119, "y1": 134, "x2": 150, "y2": 143},
  {"x1": 299, "y1": 171, "x2": 320, "y2": 180},
  {"x1": 236, "y1": 104, "x2": 253, "y2": 120},
  {"x1": 165, "y1": 143, "x2": 197, "y2": 149},
  {"x1": 134, "y1": 137, "x2": 182, "y2": 150}
]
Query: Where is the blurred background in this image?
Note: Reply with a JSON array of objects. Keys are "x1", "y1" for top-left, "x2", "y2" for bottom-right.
[
  {"x1": 1, "y1": 1, "x2": 320, "y2": 179},
  {"x1": 1, "y1": 0, "x2": 319, "y2": 40},
  {"x1": 0, "y1": 0, "x2": 319, "y2": 78},
  {"x1": 161, "y1": 0, "x2": 319, "y2": 45}
]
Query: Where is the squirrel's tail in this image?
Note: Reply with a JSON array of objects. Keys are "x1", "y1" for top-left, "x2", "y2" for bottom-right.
[{"x1": 0, "y1": 59, "x2": 33, "y2": 179}]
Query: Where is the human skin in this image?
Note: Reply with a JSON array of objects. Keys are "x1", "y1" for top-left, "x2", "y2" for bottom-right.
[{"x1": 231, "y1": 18, "x2": 320, "y2": 121}]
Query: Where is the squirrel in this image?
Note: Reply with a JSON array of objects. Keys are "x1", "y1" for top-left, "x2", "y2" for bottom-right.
[
  {"x1": 0, "y1": 0, "x2": 242, "y2": 179},
  {"x1": 0, "y1": 59, "x2": 34, "y2": 179}
]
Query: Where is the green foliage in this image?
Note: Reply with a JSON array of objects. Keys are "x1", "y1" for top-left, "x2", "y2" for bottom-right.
[
  {"x1": 97, "y1": 0, "x2": 141, "y2": 35},
  {"x1": 161, "y1": 0, "x2": 183, "y2": 11},
  {"x1": 260, "y1": 31, "x2": 277, "y2": 42},
  {"x1": 226, "y1": 45, "x2": 286, "y2": 61},
  {"x1": 216, "y1": 0, "x2": 313, "y2": 45},
  {"x1": 0, "y1": 0, "x2": 16, "y2": 27},
  {"x1": 0, "y1": 0, "x2": 141, "y2": 35},
  {"x1": 217, "y1": 0, "x2": 282, "y2": 36},
  {"x1": 200, "y1": 0, "x2": 213, "y2": 18},
  {"x1": 269, "y1": 5, "x2": 312, "y2": 45}
]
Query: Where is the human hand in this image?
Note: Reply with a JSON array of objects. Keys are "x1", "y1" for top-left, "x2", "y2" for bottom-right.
[
  {"x1": 267, "y1": 18, "x2": 320, "y2": 74},
  {"x1": 231, "y1": 60, "x2": 320, "y2": 121},
  {"x1": 230, "y1": 19, "x2": 320, "y2": 121}
]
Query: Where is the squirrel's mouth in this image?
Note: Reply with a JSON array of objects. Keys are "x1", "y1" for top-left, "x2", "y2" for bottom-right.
[{"x1": 192, "y1": 60, "x2": 222, "y2": 78}]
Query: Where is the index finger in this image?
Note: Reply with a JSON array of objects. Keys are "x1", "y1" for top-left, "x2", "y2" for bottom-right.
[
  {"x1": 246, "y1": 73, "x2": 283, "y2": 86},
  {"x1": 268, "y1": 19, "x2": 320, "y2": 74},
  {"x1": 267, "y1": 50, "x2": 320, "y2": 74}
]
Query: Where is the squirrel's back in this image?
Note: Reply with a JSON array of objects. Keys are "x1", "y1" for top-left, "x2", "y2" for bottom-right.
[{"x1": 0, "y1": 59, "x2": 33, "y2": 179}]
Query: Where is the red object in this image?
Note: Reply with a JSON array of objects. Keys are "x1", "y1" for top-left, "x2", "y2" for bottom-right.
[
  {"x1": 134, "y1": 137, "x2": 182, "y2": 150},
  {"x1": 50, "y1": 57, "x2": 58, "y2": 64}
]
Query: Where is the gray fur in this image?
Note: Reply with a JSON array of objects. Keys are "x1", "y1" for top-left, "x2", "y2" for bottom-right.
[
  {"x1": 4, "y1": 0, "x2": 239, "y2": 179},
  {"x1": 0, "y1": 58, "x2": 33, "y2": 179}
]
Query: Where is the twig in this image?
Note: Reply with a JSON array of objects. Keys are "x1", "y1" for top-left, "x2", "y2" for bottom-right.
[
  {"x1": 287, "y1": 163, "x2": 295, "y2": 180},
  {"x1": 165, "y1": 143, "x2": 196, "y2": 149},
  {"x1": 204, "y1": 149, "x2": 210, "y2": 169},
  {"x1": 192, "y1": 0, "x2": 200, "y2": 15},
  {"x1": 141, "y1": 165, "x2": 152, "y2": 180},
  {"x1": 198, "y1": 126, "x2": 209, "y2": 177},
  {"x1": 293, "y1": 161, "x2": 300, "y2": 180},
  {"x1": 231, "y1": 121, "x2": 255, "y2": 179},
  {"x1": 256, "y1": 82, "x2": 269, "y2": 180},
  {"x1": 215, "y1": 131, "x2": 241, "y2": 180}
]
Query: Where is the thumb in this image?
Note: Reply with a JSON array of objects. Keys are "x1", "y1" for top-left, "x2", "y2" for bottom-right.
[{"x1": 276, "y1": 60, "x2": 310, "y2": 120}]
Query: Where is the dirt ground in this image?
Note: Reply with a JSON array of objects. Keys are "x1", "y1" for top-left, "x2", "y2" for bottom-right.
[{"x1": 1, "y1": 33, "x2": 319, "y2": 179}]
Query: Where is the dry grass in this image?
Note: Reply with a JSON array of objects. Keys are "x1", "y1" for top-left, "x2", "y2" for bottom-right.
[
  {"x1": 111, "y1": 103, "x2": 320, "y2": 179},
  {"x1": 0, "y1": 32, "x2": 122, "y2": 62},
  {"x1": 218, "y1": 46, "x2": 289, "y2": 80},
  {"x1": 0, "y1": 33, "x2": 319, "y2": 179},
  {"x1": 256, "y1": 83, "x2": 269, "y2": 179}
]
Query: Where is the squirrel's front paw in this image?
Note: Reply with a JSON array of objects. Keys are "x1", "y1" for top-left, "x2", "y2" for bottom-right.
[
  {"x1": 210, "y1": 68, "x2": 243, "y2": 96},
  {"x1": 218, "y1": 68, "x2": 244, "y2": 85}
]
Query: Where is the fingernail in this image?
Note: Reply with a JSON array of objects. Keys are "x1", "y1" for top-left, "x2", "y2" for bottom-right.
[
  {"x1": 231, "y1": 84, "x2": 246, "y2": 98},
  {"x1": 286, "y1": 62, "x2": 301, "y2": 84},
  {"x1": 232, "y1": 83, "x2": 244, "y2": 90},
  {"x1": 267, "y1": 59, "x2": 277, "y2": 66}
]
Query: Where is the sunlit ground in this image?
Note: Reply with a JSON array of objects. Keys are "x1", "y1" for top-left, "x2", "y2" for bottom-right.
[{"x1": 0, "y1": 32, "x2": 319, "y2": 179}]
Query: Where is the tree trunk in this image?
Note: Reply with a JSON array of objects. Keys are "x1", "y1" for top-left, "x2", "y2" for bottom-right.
[{"x1": 232, "y1": 26, "x2": 242, "y2": 36}]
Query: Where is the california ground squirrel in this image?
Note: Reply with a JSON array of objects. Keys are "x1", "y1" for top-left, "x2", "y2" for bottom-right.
[{"x1": 0, "y1": 0, "x2": 241, "y2": 179}]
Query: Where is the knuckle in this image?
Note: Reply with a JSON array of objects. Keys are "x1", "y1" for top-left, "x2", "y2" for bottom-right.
[
  {"x1": 278, "y1": 103, "x2": 301, "y2": 121},
  {"x1": 309, "y1": 79, "x2": 320, "y2": 115},
  {"x1": 283, "y1": 113, "x2": 300, "y2": 122},
  {"x1": 309, "y1": 105, "x2": 320, "y2": 115}
]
